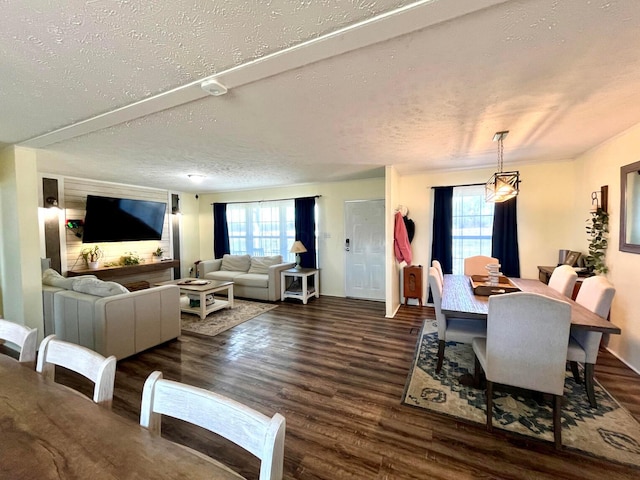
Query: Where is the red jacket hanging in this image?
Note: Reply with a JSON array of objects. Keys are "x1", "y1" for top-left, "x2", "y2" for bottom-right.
[{"x1": 394, "y1": 211, "x2": 412, "y2": 264}]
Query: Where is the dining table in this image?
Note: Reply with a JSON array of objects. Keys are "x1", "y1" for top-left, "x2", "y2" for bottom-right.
[
  {"x1": 441, "y1": 274, "x2": 621, "y2": 335},
  {"x1": 0, "y1": 355, "x2": 240, "y2": 479}
]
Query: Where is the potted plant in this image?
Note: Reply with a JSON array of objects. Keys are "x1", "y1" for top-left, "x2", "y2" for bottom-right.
[
  {"x1": 81, "y1": 245, "x2": 103, "y2": 269},
  {"x1": 152, "y1": 246, "x2": 164, "y2": 262},
  {"x1": 121, "y1": 251, "x2": 143, "y2": 266},
  {"x1": 585, "y1": 207, "x2": 609, "y2": 274}
]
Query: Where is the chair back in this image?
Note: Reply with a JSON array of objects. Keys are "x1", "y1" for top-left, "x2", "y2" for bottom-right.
[
  {"x1": 548, "y1": 265, "x2": 578, "y2": 298},
  {"x1": 431, "y1": 260, "x2": 444, "y2": 283},
  {"x1": 572, "y1": 276, "x2": 616, "y2": 363},
  {"x1": 140, "y1": 371, "x2": 286, "y2": 480},
  {"x1": 486, "y1": 292, "x2": 571, "y2": 395},
  {"x1": 0, "y1": 319, "x2": 37, "y2": 363},
  {"x1": 428, "y1": 267, "x2": 446, "y2": 338},
  {"x1": 463, "y1": 256, "x2": 499, "y2": 276},
  {"x1": 36, "y1": 335, "x2": 117, "y2": 406}
]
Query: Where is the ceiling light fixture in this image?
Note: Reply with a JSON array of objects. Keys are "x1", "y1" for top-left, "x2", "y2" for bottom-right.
[
  {"x1": 188, "y1": 174, "x2": 205, "y2": 184},
  {"x1": 200, "y1": 79, "x2": 228, "y2": 96},
  {"x1": 485, "y1": 130, "x2": 520, "y2": 203}
]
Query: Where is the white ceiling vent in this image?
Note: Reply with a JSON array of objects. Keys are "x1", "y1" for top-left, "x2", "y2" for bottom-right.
[{"x1": 200, "y1": 79, "x2": 228, "y2": 96}]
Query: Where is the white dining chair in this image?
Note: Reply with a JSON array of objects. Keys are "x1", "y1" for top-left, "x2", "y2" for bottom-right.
[
  {"x1": 36, "y1": 335, "x2": 117, "y2": 407},
  {"x1": 547, "y1": 264, "x2": 578, "y2": 298},
  {"x1": 567, "y1": 275, "x2": 615, "y2": 408},
  {"x1": 472, "y1": 292, "x2": 571, "y2": 449},
  {"x1": 463, "y1": 256, "x2": 499, "y2": 276},
  {"x1": 0, "y1": 318, "x2": 38, "y2": 363},
  {"x1": 428, "y1": 266, "x2": 486, "y2": 374},
  {"x1": 140, "y1": 371, "x2": 286, "y2": 480}
]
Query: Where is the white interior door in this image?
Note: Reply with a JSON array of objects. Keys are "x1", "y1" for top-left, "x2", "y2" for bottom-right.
[{"x1": 344, "y1": 200, "x2": 385, "y2": 300}]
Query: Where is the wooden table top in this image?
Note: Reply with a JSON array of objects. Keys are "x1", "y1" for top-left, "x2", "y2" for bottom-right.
[
  {"x1": 0, "y1": 356, "x2": 240, "y2": 480},
  {"x1": 441, "y1": 275, "x2": 621, "y2": 335}
]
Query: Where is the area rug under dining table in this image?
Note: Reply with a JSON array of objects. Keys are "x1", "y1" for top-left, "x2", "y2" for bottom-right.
[
  {"x1": 402, "y1": 319, "x2": 640, "y2": 468},
  {"x1": 180, "y1": 298, "x2": 277, "y2": 337}
]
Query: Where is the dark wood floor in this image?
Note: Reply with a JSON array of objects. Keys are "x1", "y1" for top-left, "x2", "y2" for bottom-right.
[{"x1": 54, "y1": 296, "x2": 639, "y2": 479}]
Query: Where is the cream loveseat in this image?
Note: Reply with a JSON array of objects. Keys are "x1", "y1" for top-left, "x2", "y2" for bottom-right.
[
  {"x1": 42, "y1": 269, "x2": 181, "y2": 360},
  {"x1": 197, "y1": 254, "x2": 295, "y2": 302}
]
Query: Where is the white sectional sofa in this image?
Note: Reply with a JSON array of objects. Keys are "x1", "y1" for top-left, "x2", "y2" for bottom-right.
[
  {"x1": 42, "y1": 269, "x2": 181, "y2": 360},
  {"x1": 197, "y1": 254, "x2": 294, "y2": 302}
]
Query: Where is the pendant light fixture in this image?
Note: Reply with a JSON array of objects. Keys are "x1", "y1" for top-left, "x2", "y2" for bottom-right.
[{"x1": 485, "y1": 130, "x2": 520, "y2": 203}]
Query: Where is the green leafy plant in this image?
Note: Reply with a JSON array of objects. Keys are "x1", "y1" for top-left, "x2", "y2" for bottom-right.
[
  {"x1": 80, "y1": 245, "x2": 103, "y2": 264},
  {"x1": 153, "y1": 246, "x2": 164, "y2": 257},
  {"x1": 121, "y1": 251, "x2": 143, "y2": 266},
  {"x1": 584, "y1": 207, "x2": 609, "y2": 274}
]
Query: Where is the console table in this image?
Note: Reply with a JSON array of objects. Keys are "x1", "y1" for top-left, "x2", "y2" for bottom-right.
[{"x1": 68, "y1": 260, "x2": 180, "y2": 284}]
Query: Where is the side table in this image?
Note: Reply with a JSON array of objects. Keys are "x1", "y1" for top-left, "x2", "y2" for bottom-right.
[{"x1": 281, "y1": 268, "x2": 320, "y2": 304}]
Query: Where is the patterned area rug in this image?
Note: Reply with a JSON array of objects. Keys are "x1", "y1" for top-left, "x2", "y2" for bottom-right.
[
  {"x1": 180, "y1": 298, "x2": 277, "y2": 337},
  {"x1": 402, "y1": 320, "x2": 640, "y2": 467}
]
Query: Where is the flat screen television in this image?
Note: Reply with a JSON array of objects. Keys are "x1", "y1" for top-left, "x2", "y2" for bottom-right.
[{"x1": 82, "y1": 195, "x2": 167, "y2": 243}]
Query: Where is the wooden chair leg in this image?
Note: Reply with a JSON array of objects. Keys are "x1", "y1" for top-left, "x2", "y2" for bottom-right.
[
  {"x1": 585, "y1": 363, "x2": 597, "y2": 408},
  {"x1": 435, "y1": 340, "x2": 445, "y2": 374},
  {"x1": 486, "y1": 380, "x2": 493, "y2": 433},
  {"x1": 569, "y1": 361, "x2": 581, "y2": 383},
  {"x1": 553, "y1": 394, "x2": 562, "y2": 450}
]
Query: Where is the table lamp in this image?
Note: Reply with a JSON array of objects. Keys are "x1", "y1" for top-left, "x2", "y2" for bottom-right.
[{"x1": 290, "y1": 241, "x2": 307, "y2": 269}]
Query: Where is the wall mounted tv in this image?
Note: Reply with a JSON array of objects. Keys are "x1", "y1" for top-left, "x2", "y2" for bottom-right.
[{"x1": 82, "y1": 195, "x2": 167, "y2": 243}]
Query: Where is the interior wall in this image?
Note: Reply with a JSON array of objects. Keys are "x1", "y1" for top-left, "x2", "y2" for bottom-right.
[
  {"x1": 573, "y1": 121, "x2": 640, "y2": 373},
  {"x1": 0, "y1": 146, "x2": 44, "y2": 336},
  {"x1": 178, "y1": 192, "x2": 201, "y2": 278},
  {"x1": 397, "y1": 160, "x2": 579, "y2": 281},
  {"x1": 198, "y1": 177, "x2": 385, "y2": 298},
  {"x1": 385, "y1": 166, "x2": 402, "y2": 317}
]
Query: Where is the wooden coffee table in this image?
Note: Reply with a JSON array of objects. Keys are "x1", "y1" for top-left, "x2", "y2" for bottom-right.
[{"x1": 156, "y1": 278, "x2": 234, "y2": 320}]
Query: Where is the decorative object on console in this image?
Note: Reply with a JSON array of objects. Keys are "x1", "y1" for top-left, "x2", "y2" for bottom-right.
[
  {"x1": 290, "y1": 240, "x2": 307, "y2": 269},
  {"x1": 81, "y1": 245, "x2": 103, "y2": 269},
  {"x1": 121, "y1": 251, "x2": 143, "y2": 266},
  {"x1": 485, "y1": 130, "x2": 520, "y2": 203}
]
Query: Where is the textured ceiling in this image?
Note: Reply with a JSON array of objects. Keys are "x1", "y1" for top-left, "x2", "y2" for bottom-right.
[{"x1": 2, "y1": 0, "x2": 640, "y2": 193}]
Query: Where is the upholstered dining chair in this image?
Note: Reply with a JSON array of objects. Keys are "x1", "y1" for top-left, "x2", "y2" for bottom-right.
[
  {"x1": 463, "y1": 256, "x2": 499, "y2": 276},
  {"x1": 432, "y1": 260, "x2": 444, "y2": 283},
  {"x1": 472, "y1": 292, "x2": 572, "y2": 449},
  {"x1": 0, "y1": 318, "x2": 38, "y2": 364},
  {"x1": 140, "y1": 371, "x2": 286, "y2": 480},
  {"x1": 547, "y1": 264, "x2": 578, "y2": 298},
  {"x1": 428, "y1": 266, "x2": 486, "y2": 374},
  {"x1": 36, "y1": 335, "x2": 117, "y2": 407},
  {"x1": 567, "y1": 275, "x2": 616, "y2": 408}
]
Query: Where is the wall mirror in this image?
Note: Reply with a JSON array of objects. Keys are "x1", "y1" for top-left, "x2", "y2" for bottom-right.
[{"x1": 620, "y1": 160, "x2": 640, "y2": 253}]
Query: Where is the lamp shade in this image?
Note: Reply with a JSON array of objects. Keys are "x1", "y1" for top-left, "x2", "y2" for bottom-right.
[{"x1": 290, "y1": 241, "x2": 307, "y2": 254}]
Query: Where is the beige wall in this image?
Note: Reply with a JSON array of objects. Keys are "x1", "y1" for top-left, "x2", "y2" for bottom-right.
[
  {"x1": 0, "y1": 146, "x2": 44, "y2": 337},
  {"x1": 198, "y1": 177, "x2": 385, "y2": 298},
  {"x1": 573, "y1": 122, "x2": 640, "y2": 373},
  {"x1": 397, "y1": 160, "x2": 578, "y2": 280}
]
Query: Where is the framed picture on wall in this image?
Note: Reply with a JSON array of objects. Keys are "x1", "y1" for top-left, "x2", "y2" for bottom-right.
[{"x1": 563, "y1": 251, "x2": 581, "y2": 267}]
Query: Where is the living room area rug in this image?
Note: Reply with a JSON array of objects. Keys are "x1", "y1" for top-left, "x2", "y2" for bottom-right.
[
  {"x1": 180, "y1": 298, "x2": 277, "y2": 337},
  {"x1": 402, "y1": 319, "x2": 640, "y2": 468}
]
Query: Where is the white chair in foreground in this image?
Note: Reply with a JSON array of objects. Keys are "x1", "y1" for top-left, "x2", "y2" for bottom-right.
[
  {"x1": 429, "y1": 267, "x2": 486, "y2": 374},
  {"x1": 472, "y1": 292, "x2": 571, "y2": 449},
  {"x1": 548, "y1": 264, "x2": 578, "y2": 298},
  {"x1": 0, "y1": 318, "x2": 37, "y2": 363},
  {"x1": 36, "y1": 335, "x2": 117, "y2": 407},
  {"x1": 140, "y1": 371, "x2": 286, "y2": 480},
  {"x1": 567, "y1": 275, "x2": 616, "y2": 408},
  {"x1": 463, "y1": 256, "x2": 499, "y2": 276}
]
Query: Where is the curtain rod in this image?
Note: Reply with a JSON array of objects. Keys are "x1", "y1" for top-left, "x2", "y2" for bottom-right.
[
  {"x1": 430, "y1": 182, "x2": 485, "y2": 189},
  {"x1": 210, "y1": 195, "x2": 321, "y2": 205}
]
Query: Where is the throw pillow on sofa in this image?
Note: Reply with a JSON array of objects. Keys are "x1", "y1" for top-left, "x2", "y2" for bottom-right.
[
  {"x1": 72, "y1": 277, "x2": 130, "y2": 297},
  {"x1": 247, "y1": 255, "x2": 284, "y2": 275},
  {"x1": 42, "y1": 268, "x2": 96, "y2": 290},
  {"x1": 221, "y1": 254, "x2": 251, "y2": 272}
]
